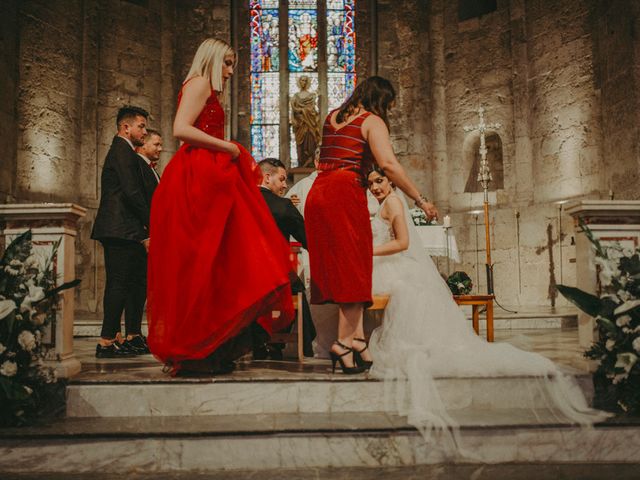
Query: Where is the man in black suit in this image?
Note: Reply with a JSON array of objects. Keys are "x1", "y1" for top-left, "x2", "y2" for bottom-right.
[
  {"x1": 258, "y1": 159, "x2": 307, "y2": 248},
  {"x1": 91, "y1": 106, "x2": 156, "y2": 358},
  {"x1": 257, "y1": 159, "x2": 316, "y2": 358},
  {"x1": 136, "y1": 128, "x2": 162, "y2": 186}
]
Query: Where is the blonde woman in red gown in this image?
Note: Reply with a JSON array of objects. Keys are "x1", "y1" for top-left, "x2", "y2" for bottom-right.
[
  {"x1": 147, "y1": 39, "x2": 293, "y2": 375},
  {"x1": 305, "y1": 76, "x2": 438, "y2": 374}
]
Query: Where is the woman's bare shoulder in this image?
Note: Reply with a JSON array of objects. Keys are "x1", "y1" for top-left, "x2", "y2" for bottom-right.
[
  {"x1": 182, "y1": 76, "x2": 210, "y2": 95},
  {"x1": 385, "y1": 194, "x2": 405, "y2": 212},
  {"x1": 381, "y1": 193, "x2": 404, "y2": 219},
  {"x1": 362, "y1": 112, "x2": 385, "y2": 127}
]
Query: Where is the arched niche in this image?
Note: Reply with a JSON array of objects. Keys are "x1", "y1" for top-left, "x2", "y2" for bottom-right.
[{"x1": 463, "y1": 131, "x2": 504, "y2": 193}]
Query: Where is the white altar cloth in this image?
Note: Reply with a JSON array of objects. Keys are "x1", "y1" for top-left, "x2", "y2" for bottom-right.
[{"x1": 415, "y1": 225, "x2": 461, "y2": 262}]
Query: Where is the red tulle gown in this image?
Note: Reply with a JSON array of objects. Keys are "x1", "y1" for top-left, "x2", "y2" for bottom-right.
[{"x1": 147, "y1": 84, "x2": 293, "y2": 373}]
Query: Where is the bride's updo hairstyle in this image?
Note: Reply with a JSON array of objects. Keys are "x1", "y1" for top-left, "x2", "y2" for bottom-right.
[
  {"x1": 337, "y1": 76, "x2": 396, "y2": 129},
  {"x1": 369, "y1": 164, "x2": 396, "y2": 189},
  {"x1": 185, "y1": 38, "x2": 236, "y2": 94}
]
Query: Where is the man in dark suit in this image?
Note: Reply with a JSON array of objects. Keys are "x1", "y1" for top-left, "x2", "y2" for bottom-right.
[
  {"x1": 136, "y1": 128, "x2": 162, "y2": 186},
  {"x1": 91, "y1": 106, "x2": 156, "y2": 358},
  {"x1": 258, "y1": 159, "x2": 307, "y2": 248},
  {"x1": 257, "y1": 158, "x2": 316, "y2": 358}
]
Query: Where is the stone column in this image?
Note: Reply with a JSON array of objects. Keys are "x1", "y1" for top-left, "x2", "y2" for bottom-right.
[
  {"x1": 0, "y1": 203, "x2": 87, "y2": 378},
  {"x1": 566, "y1": 200, "x2": 640, "y2": 348}
]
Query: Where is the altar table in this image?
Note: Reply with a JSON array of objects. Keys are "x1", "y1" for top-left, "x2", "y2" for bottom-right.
[{"x1": 415, "y1": 225, "x2": 461, "y2": 262}]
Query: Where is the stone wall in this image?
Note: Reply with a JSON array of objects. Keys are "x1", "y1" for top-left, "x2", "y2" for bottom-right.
[
  {"x1": 0, "y1": 1, "x2": 19, "y2": 203},
  {"x1": 0, "y1": 0, "x2": 230, "y2": 321},
  {"x1": 594, "y1": 0, "x2": 640, "y2": 200},
  {"x1": 15, "y1": 0, "x2": 85, "y2": 203},
  {"x1": 422, "y1": 0, "x2": 615, "y2": 307},
  {"x1": 376, "y1": 0, "x2": 432, "y2": 195}
]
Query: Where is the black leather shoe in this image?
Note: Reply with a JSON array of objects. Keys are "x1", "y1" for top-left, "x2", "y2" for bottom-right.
[
  {"x1": 253, "y1": 344, "x2": 269, "y2": 360},
  {"x1": 95, "y1": 342, "x2": 135, "y2": 358},
  {"x1": 266, "y1": 345, "x2": 284, "y2": 361},
  {"x1": 123, "y1": 335, "x2": 150, "y2": 355}
]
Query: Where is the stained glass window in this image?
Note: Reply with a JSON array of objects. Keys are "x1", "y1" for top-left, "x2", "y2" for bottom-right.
[
  {"x1": 249, "y1": 0, "x2": 357, "y2": 166},
  {"x1": 288, "y1": 7, "x2": 318, "y2": 72},
  {"x1": 250, "y1": 0, "x2": 280, "y2": 159},
  {"x1": 326, "y1": 0, "x2": 356, "y2": 111}
]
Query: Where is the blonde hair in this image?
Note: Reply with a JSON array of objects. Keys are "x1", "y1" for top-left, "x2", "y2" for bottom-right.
[{"x1": 184, "y1": 38, "x2": 235, "y2": 94}]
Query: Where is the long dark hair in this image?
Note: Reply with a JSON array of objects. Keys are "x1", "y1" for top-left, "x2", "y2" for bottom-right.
[{"x1": 336, "y1": 76, "x2": 396, "y2": 129}]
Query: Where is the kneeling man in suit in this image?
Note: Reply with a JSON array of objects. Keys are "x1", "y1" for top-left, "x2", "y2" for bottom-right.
[{"x1": 257, "y1": 158, "x2": 316, "y2": 358}]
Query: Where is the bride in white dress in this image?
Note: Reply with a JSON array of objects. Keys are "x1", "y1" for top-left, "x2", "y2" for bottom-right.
[{"x1": 365, "y1": 167, "x2": 608, "y2": 449}]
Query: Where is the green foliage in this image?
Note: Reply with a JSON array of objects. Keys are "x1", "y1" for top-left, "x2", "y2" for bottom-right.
[{"x1": 447, "y1": 271, "x2": 473, "y2": 295}]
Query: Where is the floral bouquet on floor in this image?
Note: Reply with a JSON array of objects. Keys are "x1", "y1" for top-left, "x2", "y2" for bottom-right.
[
  {"x1": 0, "y1": 230, "x2": 79, "y2": 427},
  {"x1": 557, "y1": 222, "x2": 640, "y2": 415},
  {"x1": 447, "y1": 271, "x2": 473, "y2": 295}
]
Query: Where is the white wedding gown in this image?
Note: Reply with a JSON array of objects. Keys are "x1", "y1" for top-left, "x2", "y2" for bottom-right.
[{"x1": 368, "y1": 194, "x2": 608, "y2": 448}]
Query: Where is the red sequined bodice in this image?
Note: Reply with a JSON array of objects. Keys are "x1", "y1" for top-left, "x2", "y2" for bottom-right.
[{"x1": 177, "y1": 86, "x2": 225, "y2": 139}]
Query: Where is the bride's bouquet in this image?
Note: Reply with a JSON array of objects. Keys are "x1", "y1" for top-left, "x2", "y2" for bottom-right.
[
  {"x1": 409, "y1": 208, "x2": 438, "y2": 226},
  {"x1": 558, "y1": 223, "x2": 640, "y2": 415}
]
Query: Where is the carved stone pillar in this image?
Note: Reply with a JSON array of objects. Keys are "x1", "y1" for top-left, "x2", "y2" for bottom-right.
[{"x1": 0, "y1": 203, "x2": 87, "y2": 378}]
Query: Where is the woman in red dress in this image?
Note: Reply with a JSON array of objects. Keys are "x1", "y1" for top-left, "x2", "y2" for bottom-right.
[
  {"x1": 305, "y1": 76, "x2": 438, "y2": 374},
  {"x1": 147, "y1": 39, "x2": 293, "y2": 375}
]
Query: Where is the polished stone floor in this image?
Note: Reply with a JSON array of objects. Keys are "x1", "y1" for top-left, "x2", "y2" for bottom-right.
[
  {"x1": 4, "y1": 463, "x2": 640, "y2": 480},
  {"x1": 72, "y1": 327, "x2": 591, "y2": 384}
]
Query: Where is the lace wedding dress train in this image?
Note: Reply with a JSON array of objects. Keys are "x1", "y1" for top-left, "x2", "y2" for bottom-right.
[{"x1": 368, "y1": 194, "x2": 609, "y2": 453}]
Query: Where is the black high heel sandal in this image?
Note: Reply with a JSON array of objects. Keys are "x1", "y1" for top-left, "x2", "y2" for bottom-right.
[
  {"x1": 330, "y1": 341, "x2": 365, "y2": 374},
  {"x1": 352, "y1": 337, "x2": 373, "y2": 369}
]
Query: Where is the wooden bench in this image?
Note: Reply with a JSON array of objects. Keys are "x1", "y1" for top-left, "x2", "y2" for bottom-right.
[
  {"x1": 272, "y1": 292, "x2": 391, "y2": 363},
  {"x1": 453, "y1": 294, "x2": 495, "y2": 342},
  {"x1": 270, "y1": 292, "x2": 304, "y2": 362},
  {"x1": 269, "y1": 243, "x2": 305, "y2": 362},
  {"x1": 368, "y1": 294, "x2": 390, "y2": 311}
]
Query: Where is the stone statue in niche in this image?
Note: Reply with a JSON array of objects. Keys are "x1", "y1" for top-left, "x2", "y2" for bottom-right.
[
  {"x1": 464, "y1": 133, "x2": 504, "y2": 192},
  {"x1": 290, "y1": 75, "x2": 321, "y2": 168}
]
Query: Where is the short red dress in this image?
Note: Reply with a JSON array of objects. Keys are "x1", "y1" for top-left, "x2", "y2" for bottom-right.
[
  {"x1": 305, "y1": 110, "x2": 374, "y2": 307},
  {"x1": 147, "y1": 84, "x2": 293, "y2": 373}
]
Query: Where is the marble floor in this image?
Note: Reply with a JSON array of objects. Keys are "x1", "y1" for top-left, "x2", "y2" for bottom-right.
[
  {"x1": 71, "y1": 327, "x2": 591, "y2": 384},
  {"x1": 3, "y1": 463, "x2": 640, "y2": 480}
]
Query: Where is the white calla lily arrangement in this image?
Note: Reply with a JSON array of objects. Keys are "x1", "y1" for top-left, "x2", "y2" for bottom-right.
[{"x1": 0, "y1": 230, "x2": 79, "y2": 426}]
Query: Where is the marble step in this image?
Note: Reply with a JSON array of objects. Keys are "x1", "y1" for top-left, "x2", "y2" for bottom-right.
[
  {"x1": 66, "y1": 374, "x2": 594, "y2": 418},
  {"x1": 0, "y1": 412, "x2": 638, "y2": 472},
  {"x1": 4, "y1": 465, "x2": 640, "y2": 480}
]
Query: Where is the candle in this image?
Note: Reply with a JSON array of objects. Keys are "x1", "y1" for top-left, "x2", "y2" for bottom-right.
[{"x1": 443, "y1": 215, "x2": 451, "y2": 228}]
